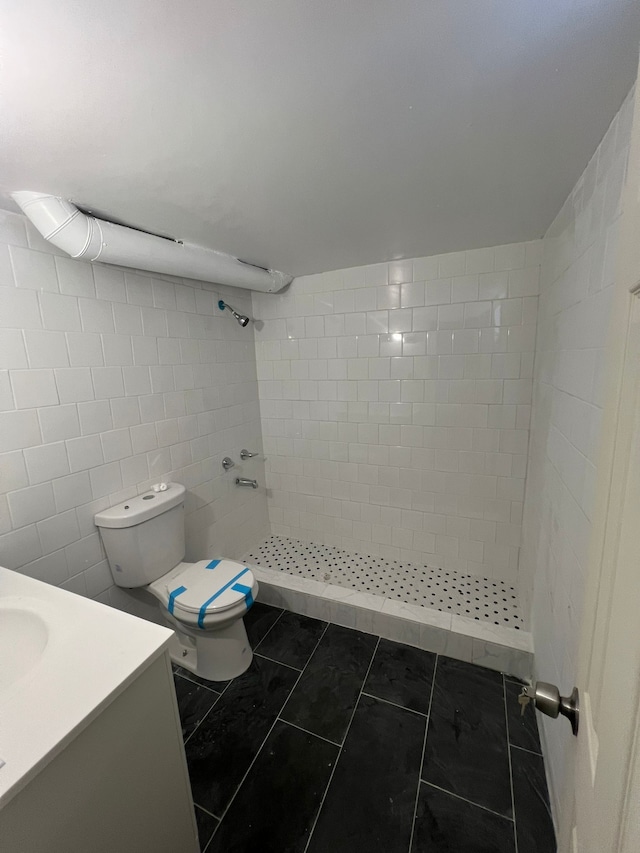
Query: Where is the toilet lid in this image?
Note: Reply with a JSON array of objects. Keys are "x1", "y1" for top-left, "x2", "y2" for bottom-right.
[{"x1": 151, "y1": 559, "x2": 255, "y2": 628}]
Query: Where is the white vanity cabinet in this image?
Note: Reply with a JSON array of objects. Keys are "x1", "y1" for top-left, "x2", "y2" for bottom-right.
[{"x1": 0, "y1": 568, "x2": 199, "y2": 853}]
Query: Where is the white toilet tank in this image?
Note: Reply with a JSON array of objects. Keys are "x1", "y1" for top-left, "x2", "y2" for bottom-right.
[{"x1": 94, "y1": 483, "x2": 187, "y2": 588}]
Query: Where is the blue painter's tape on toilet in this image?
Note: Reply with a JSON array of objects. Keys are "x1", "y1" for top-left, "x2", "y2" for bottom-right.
[
  {"x1": 197, "y1": 567, "x2": 250, "y2": 629},
  {"x1": 232, "y1": 582, "x2": 254, "y2": 610},
  {"x1": 152, "y1": 558, "x2": 258, "y2": 634},
  {"x1": 168, "y1": 585, "x2": 187, "y2": 615}
]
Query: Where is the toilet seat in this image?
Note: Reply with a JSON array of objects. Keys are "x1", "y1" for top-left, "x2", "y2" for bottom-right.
[{"x1": 149, "y1": 559, "x2": 257, "y2": 630}]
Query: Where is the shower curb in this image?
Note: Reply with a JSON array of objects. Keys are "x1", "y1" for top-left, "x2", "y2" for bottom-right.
[{"x1": 247, "y1": 562, "x2": 534, "y2": 681}]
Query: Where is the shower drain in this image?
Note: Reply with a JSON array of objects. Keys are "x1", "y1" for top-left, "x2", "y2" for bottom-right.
[{"x1": 244, "y1": 536, "x2": 523, "y2": 629}]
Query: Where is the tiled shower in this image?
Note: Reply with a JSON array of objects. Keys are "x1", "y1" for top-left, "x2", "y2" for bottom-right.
[{"x1": 252, "y1": 242, "x2": 540, "y2": 579}]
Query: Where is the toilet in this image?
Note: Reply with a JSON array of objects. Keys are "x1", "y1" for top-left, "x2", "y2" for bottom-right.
[{"x1": 94, "y1": 482, "x2": 258, "y2": 681}]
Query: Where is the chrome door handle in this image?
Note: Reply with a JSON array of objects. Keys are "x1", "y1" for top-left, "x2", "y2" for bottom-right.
[
  {"x1": 240, "y1": 449, "x2": 258, "y2": 460},
  {"x1": 521, "y1": 682, "x2": 579, "y2": 736}
]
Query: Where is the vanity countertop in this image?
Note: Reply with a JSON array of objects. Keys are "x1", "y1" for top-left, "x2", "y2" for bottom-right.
[{"x1": 0, "y1": 567, "x2": 173, "y2": 808}]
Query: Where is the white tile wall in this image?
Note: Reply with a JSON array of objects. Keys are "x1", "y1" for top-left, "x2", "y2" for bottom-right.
[
  {"x1": 520, "y1": 87, "x2": 636, "y2": 814},
  {"x1": 252, "y1": 241, "x2": 541, "y2": 583},
  {"x1": 0, "y1": 210, "x2": 269, "y2": 600}
]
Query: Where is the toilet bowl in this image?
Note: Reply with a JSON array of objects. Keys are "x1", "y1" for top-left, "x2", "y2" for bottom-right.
[{"x1": 94, "y1": 483, "x2": 257, "y2": 681}]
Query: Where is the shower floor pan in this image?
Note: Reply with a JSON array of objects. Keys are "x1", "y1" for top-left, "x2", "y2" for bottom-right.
[{"x1": 242, "y1": 536, "x2": 533, "y2": 680}]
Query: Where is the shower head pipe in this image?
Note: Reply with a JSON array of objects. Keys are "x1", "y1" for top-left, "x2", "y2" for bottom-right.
[{"x1": 218, "y1": 299, "x2": 250, "y2": 327}]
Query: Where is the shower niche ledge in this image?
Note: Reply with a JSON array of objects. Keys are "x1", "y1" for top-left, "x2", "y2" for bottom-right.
[{"x1": 243, "y1": 537, "x2": 533, "y2": 681}]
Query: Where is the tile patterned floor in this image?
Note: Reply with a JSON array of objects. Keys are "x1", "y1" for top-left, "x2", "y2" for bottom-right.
[
  {"x1": 244, "y1": 536, "x2": 524, "y2": 629},
  {"x1": 174, "y1": 603, "x2": 555, "y2": 853}
]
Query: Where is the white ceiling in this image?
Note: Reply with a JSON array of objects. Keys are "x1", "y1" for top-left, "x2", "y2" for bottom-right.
[{"x1": 1, "y1": 1, "x2": 639, "y2": 276}]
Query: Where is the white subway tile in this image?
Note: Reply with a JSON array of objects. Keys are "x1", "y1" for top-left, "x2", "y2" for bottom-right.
[
  {"x1": 54, "y1": 367, "x2": 94, "y2": 403},
  {"x1": 67, "y1": 332, "x2": 104, "y2": 366},
  {"x1": 11, "y1": 368, "x2": 59, "y2": 408},
  {"x1": 53, "y1": 471, "x2": 94, "y2": 513},
  {"x1": 40, "y1": 292, "x2": 81, "y2": 331},
  {"x1": 24, "y1": 441, "x2": 69, "y2": 485},
  {"x1": 492, "y1": 243, "x2": 525, "y2": 271},
  {"x1": 388, "y1": 260, "x2": 413, "y2": 285},
  {"x1": 0, "y1": 211, "x2": 27, "y2": 247},
  {"x1": 451, "y1": 275, "x2": 478, "y2": 303},
  {"x1": 37, "y1": 508, "x2": 80, "y2": 554},
  {"x1": 55, "y1": 257, "x2": 95, "y2": 298},
  {"x1": 0, "y1": 524, "x2": 43, "y2": 570},
  {"x1": 0, "y1": 286, "x2": 43, "y2": 329},
  {"x1": 388, "y1": 309, "x2": 413, "y2": 333},
  {"x1": 438, "y1": 252, "x2": 466, "y2": 278},
  {"x1": 424, "y1": 279, "x2": 451, "y2": 306},
  {"x1": 77, "y1": 400, "x2": 113, "y2": 435},
  {"x1": 66, "y1": 434, "x2": 104, "y2": 472},
  {"x1": 91, "y1": 366, "x2": 125, "y2": 399},
  {"x1": 508, "y1": 267, "x2": 540, "y2": 297},
  {"x1": 66, "y1": 533, "x2": 103, "y2": 575},
  {"x1": 413, "y1": 256, "x2": 440, "y2": 281},
  {"x1": 0, "y1": 411, "x2": 42, "y2": 452},
  {"x1": 10, "y1": 246, "x2": 58, "y2": 292},
  {"x1": 94, "y1": 266, "x2": 126, "y2": 302},
  {"x1": 479, "y1": 271, "x2": 509, "y2": 300},
  {"x1": 84, "y1": 559, "x2": 114, "y2": 597},
  {"x1": 20, "y1": 548, "x2": 69, "y2": 585},
  {"x1": 79, "y1": 297, "x2": 114, "y2": 333},
  {"x1": 465, "y1": 247, "x2": 495, "y2": 274},
  {"x1": 24, "y1": 329, "x2": 70, "y2": 368},
  {"x1": 101, "y1": 428, "x2": 133, "y2": 462},
  {"x1": 124, "y1": 272, "x2": 153, "y2": 306},
  {"x1": 123, "y1": 366, "x2": 152, "y2": 396},
  {"x1": 0, "y1": 329, "x2": 28, "y2": 368},
  {"x1": 89, "y1": 461, "x2": 123, "y2": 498},
  {"x1": 113, "y1": 302, "x2": 143, "y2": 335},
  {"x1": 0, "y1": 450, "x2": 28, "y2": 492},
  {"x1": 8, "y1": 481, "x2": 56, "y2": 527}
]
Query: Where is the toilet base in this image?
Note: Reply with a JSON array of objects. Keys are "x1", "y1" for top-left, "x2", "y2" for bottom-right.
[{"x1": 168, "y1": 615, "x2": 254, "y2": 682}]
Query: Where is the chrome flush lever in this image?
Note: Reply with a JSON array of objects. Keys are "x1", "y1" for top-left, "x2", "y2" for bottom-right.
[{"x1": 240, "y1": 449, "x2": 258, "y2": 460}]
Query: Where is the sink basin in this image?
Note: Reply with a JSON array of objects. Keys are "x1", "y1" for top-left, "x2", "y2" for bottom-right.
[
  {"x1": 0, "y1": 566, "x2": 174, "y2": 809},
  {"x1": 0, "y1": 599, "x2": 49, "y2": 693}
]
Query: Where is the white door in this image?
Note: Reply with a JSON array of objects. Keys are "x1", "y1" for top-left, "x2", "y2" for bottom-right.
[{"x1": 561, "y1": 76, "x2": 640, "y2": 853}]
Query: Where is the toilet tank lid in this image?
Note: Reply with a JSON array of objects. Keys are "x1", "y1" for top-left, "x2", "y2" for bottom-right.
[{"x1": 94, "y1": 483, "x2": 186, "y2": 529}]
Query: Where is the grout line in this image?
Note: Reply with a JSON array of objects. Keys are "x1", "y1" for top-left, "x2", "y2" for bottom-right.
[
  {"x1": 337, "y1": 635, "x2": 380, "y2": 748},
  {"x1": 420, "y1": 780, "x2": 515, "y2": 823},
  {"x1": 503, "y1": 675, "x2": 519, "y2": 853},
  {"x1": 302, "y1": 635, "x2": 381, "y2": 853},
  {"x1": 173, "y1": 669, "x2": 223, "y2": 697},
  {"x1": 407, "y1": 654, "x2": 438, "y2": 853},
  {"x1": 360, "y1": 691, "x2": 428, "y2": 719},
  {"x1": 254, "y1": 651, "x2": 302, "y2": 672},
  {"x1": 510, "y1": 743, "x2": 543, "y2": 757},
  {"x1": 252, "y1": 606, "x2": 285, "y2": 654},
  {"x1": 193, "y1": 802, "x2": 221, "y2": 821},
  {"x1": 182, "y1": 689, "x2": 223, "y2": 748},
  {"x1": 277, "y1": 717, "x2": 342, "y2": 748},
  {"x1": 208, "y1": 620, "x2": 331, "y2": 842}
]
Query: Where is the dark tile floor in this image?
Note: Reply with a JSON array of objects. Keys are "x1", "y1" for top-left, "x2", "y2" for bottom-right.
[{"x1": 173, "y1": 602, "x2": 556, "y2": 853}]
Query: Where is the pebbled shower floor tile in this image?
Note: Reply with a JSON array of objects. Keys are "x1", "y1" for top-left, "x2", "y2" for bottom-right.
[{"x1": 244, "y1": 536, "x2": 523, "y2": 629}]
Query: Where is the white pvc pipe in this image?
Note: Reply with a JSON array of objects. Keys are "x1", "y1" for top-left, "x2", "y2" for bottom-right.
[{"x1": 11, "y1": 191, "x2": 292, "y2": 294}]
